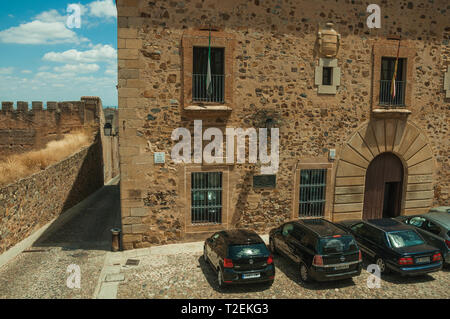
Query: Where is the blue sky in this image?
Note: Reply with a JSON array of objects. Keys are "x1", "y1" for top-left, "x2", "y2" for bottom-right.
[{"x1": 0, "y1": 0, "x2": 118, "y2": 107}]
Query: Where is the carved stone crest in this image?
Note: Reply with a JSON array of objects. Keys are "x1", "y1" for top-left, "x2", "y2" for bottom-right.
[{"x1": 317, "y1": 22, "x2": 341, "y2": 58}]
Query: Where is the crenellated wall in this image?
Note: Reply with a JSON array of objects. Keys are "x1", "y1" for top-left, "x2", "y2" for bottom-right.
[
  {"x1": 0, "y1": 136, "x2": 104, "y2": 255},
  {"x1": 0, "y1": 97, "x2": 101, "y2": 159}
]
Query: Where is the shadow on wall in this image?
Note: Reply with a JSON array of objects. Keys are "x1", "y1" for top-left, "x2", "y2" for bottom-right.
[
  {"x1": 0, "y1": 133, "x2": 113, "y2": 254},
  {"x1": 33, "y1": 135, "x2": 121, "y2": 251},
  {"x1": 31, "y1": 133, "x2": 123, "y2": 251},
  {"x1": 62, "y1": 133, "x2": 104, "y2": 212}
]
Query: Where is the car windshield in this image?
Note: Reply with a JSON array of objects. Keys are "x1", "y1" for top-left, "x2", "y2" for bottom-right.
[
  {"x1": 318, "y1": 236, "x2": 358, "y2": 254},
  {"x1": 228, "y1": 243, "x2": 269, "y2": 259},
  {"x1": 387, "y1": 230, "x2": 425, "y2": 248}
]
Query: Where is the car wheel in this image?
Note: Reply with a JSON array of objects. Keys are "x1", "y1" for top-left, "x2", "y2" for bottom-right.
[
  {"x1": 299, "y1": 262, "x2": 311, "y2": 283},
  {"x1": 217, "y1": 269, "x2": 225, "y2": 289},
  {"x1": 375, "y1": 257, "x2": 389, "y2": 274}
]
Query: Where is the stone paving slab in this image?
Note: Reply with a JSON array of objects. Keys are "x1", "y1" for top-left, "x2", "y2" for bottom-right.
[
  {"x1": 116, "y1": 249, "x2": 450, "y2": 299},
  {"x1": 114, "y1": 237, "x2": 450, "y2": 299},
  {"x1": 0, "y1": 247, "x2": 106, "y2": 299},
  {"x1": 1, "y1": 229, "x2": 448, "y2": 299}
]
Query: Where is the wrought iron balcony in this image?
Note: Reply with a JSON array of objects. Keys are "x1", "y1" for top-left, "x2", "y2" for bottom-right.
[
  {"x1": 379, "y1": 80, "x2": 406, "y2": 107},
  {"x1": 192, "y1": 74, "x2": 225, "y2": 103}
]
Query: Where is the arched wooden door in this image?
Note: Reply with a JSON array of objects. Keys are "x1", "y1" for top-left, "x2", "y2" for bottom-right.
[{"x1": 363, "y1": 153, "x2": 404, "y2": 220}]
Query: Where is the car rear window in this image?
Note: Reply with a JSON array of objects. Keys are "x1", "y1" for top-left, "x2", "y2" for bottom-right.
[
  {"x1": 228, "y1": 243, "x2": 269, "y2": 259},
  {"x1": 387, "y1": 230, "x2": 425, "y2": 248},
  {"x1": 318, "y1": 236, "x2": 358, "y2": 254}
]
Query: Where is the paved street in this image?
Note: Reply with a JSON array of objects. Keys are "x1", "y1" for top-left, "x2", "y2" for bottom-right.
[
  {"x1": 0, "y1": 181, "x2": 448, "y2": 299},
  {"x1": 0, "y1": 180, "x2": 121, "y2": 299},
  {"x1": 115, "y1": 241, "x2": 450, "y2": 299}
]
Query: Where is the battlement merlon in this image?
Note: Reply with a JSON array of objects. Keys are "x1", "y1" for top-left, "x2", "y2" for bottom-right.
[{"x1": 0, "y1": 97, "x2": 102, "y2": 113}]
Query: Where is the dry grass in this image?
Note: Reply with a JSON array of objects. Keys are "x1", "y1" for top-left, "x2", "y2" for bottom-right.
[{"x1": 0, "y1": 132, "x2": 90, "y2": 187}]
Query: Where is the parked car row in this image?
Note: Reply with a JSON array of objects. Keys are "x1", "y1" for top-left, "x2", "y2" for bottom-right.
[{"x1": 203, "y1": 211, "x2": 448, "y2": 288}]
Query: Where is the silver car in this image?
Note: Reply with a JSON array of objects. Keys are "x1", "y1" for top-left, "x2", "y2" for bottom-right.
[
  {"x1": 428, "y1": 206, "x2": 450, "y2": 214},
  {"x1": 397, "y1": 212, "x2": 450, "y2": 265}
]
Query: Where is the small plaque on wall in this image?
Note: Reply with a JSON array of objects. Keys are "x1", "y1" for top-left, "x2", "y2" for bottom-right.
[
  {"x1": 253, "y1": 175, "x2": 277, "y2": 189},
  {"x1": 154, "y1": 152, "x2": 165, "y2": 164}
]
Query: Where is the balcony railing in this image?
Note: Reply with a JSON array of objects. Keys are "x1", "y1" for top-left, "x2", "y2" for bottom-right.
[
  {"x1": 379, "y1": 80, "x2": 406, "y2": 107},
  {"x1": 192, "y1": 74, "x2": 224, "y2": 103}
]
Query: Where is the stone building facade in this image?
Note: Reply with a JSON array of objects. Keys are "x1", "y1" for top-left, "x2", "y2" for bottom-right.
[{"x1": 117, "y1": 0, "x2": 449, "y2": 249}]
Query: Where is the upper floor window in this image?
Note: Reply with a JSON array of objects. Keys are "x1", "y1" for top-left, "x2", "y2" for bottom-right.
[
  {"x1": 379, "y1": 57, "x2": 406, "y2": 106},
  {"x1": 192, "y1": 46, "x2": 225, "y2": 103}
]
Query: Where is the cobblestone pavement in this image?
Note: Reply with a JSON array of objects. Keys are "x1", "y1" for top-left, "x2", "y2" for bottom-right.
[
  {"x1": 0, "y1": 182, "x2": 121, "y2": 299},
  {"x1": 1, "y1": 187, "x2": 448, "y2": 300},
  {"x1": 0, "y1": 247, "x2": 106, "y2": 299},
  {"x1": 116, "y1": 243, "x2": 449, "y2": 299}
]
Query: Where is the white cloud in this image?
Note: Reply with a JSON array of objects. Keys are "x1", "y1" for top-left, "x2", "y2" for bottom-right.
[
  {"x1": 88, "y1": 0, "x2": 117, "y2": 18},
  {"x1": 21, "y1": 70, "x2": 32, "y2": 74},
  {"x1": 105, "y1": 63, "x2": 117, "y2": 76},
  {"x1": 54, "y1": 63, "x2": 100, "y2": 74},
  {"x1": 43, "y1": 44, "x2": 117, "y2": 64},
  {"x1": 34, "y1": 9, "x2": 67, "y2": 23},
  {"x1": 0, "y1": 67, "x2": 14, "y2": 75},
  {"x1": 0, "y1": 20, "x2": 86, "y2": 45}
]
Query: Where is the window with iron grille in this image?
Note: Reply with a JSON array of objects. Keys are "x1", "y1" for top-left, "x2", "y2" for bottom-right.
[
  {"x1": 379, "y1": 57, "x2": 406, "y2": 106},
  {"x1": 192, "y1": 46, "x2": 225, "y2": 103},
  {"x1": 299, "y1": 169, "x2": 327, "y2": 218},
  {"x1": 191, "y1": 172, "x2": 222, "y2": 224}
]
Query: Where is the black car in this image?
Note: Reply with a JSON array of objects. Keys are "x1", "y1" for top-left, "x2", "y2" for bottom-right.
[
  {"x1": 337, "y1": 219, "x2": 443, "y2": 276},
  {"x1": 203, "y1": 229, "x2": 275, "y2": 288},
  {"x1": 269, "y1": 219, "x2": 362, "y2": 283}
]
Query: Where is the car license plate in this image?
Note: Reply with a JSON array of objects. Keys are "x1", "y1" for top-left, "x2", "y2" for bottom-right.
[
  {"x1": 334, "y1": 264, "x2": 349, "y2": 270},
  {"x1": 242, "y1": 273, "x2": 260, "y2": 279},
  {"x1": 416, "y1": 257, "x2": 430, "y2": 264}
]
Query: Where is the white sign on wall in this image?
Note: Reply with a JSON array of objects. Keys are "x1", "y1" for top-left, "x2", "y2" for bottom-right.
[{"x1": 154, "y1": 152, "x2": 165, "y2": 164}]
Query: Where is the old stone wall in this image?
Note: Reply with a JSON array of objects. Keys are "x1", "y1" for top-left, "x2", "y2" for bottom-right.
[
  {"x1": 103, "y1": 135, "x2": 120, "y2": 183},
  {"x1": 117, "y1": 0, "x2": 449, "y2": 249},
  {"x1": 0, "y1": 97, "x2": 101, "y2": 160},
  {"x1": 0, "y1": 136, "x2": 104, "y2": 255}
]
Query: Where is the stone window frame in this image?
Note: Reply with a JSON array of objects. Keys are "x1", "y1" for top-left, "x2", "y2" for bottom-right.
[
  {"x1": 181, "y1": 29, "x2": 236, "y2": 112},
  {"x1": 181, "y1": 165, "x2": 231, "y2": 234},
  {"x1": 292, "y1": 160, "x2": 334, "y2": 221},
  {"x1": 444, "y1": 65, "x2": 450, "y2": 99},
  {"x1": 372, "y1": 40, "x2": 416, "y2": 113},
  {"x1": 314, "y1": 58, "x2": 341, "y2": 94}
]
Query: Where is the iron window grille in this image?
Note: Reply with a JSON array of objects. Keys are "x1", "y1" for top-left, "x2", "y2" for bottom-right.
[
  {"x1": 379, "y1": 57, "x2": 406, "y2": 106},
  {"x1": 191, "y1": 172, "x2": 223, "y2": 224},
  {"x1": 192, "y1": 46, "x2": 225, "y2": 103},
  {"x1": 299, "y1": 169, "x2": 327, "y2": 218}
]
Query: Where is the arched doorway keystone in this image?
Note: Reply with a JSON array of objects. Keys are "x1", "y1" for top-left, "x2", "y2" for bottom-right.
[{"x1": 333, "y1": 119, "x2": 434, "y2": 222}]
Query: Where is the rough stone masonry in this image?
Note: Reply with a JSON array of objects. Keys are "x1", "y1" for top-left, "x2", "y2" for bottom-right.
[{"x1": 117, "y1": 0, "x2": 449, "y2": 249}]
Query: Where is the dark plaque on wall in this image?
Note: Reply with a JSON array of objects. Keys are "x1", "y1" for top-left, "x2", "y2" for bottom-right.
[{"x1": 253, "y1": 175, "x2": 277, "y2": 189}]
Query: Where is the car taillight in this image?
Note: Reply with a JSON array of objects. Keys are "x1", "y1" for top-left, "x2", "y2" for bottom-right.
[
  {"x1": 313, "y1": 255, "x2": 323, "y2": 266},
  {"x1": 267, "y1": 255, "x2": 273, "y2": 265},
  {"x1": 358, "y1": 250, "x2": 362, "y2": 261},
  {"x1": 398, "y1": 257, "x2": 414, "y2": 265},
  {"x1": 445, "y1": 240, "x2": 450, "y2": 249},
  {"x1": 223, "y1": 258, "x2": 234, "y2": 268},
  {"x1": 432, "y1": 253, "x2": 442, "y2": 262}
]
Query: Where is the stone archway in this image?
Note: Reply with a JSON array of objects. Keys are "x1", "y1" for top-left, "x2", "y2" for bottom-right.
[{"x1": 333, "y1": 118, "x2": 435, "y2": 222}]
